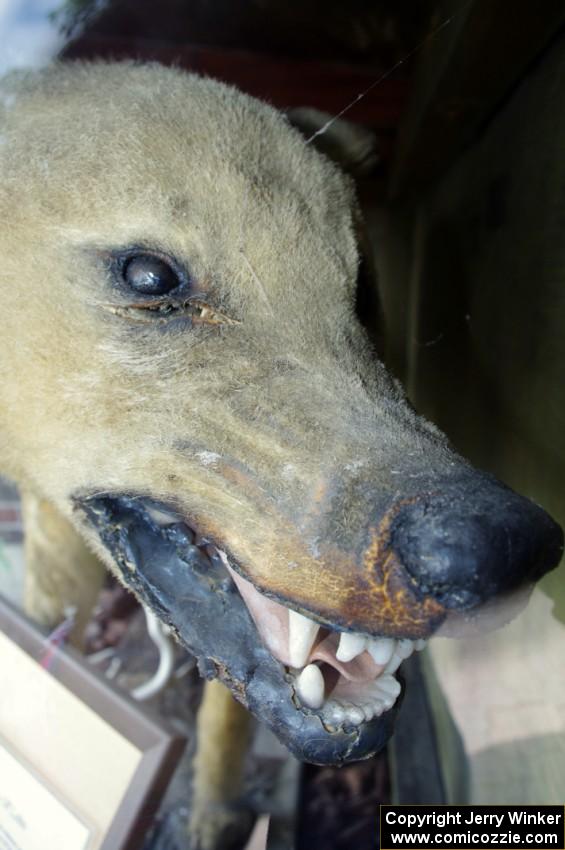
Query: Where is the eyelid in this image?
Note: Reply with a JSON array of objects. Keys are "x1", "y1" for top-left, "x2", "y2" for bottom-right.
[
  {"x1": 94, "y1": 247, "x2": 229, "y2": 322},
  {"x1": 99, "y1": 297, "x2": 241, "y2": 327}
]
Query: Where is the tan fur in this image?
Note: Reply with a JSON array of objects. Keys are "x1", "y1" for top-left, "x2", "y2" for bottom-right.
[
  {"x1": 0, "y1": 62, "x2": 453, "y2": 849},
  {"x1": 191, "y1": 680, "x2": 253, "y2": 847},
  {"x1": 0, "y1": 62, "x2": 452, "y2": 640},
  {"x1": 21, "y1": 490, "x2": 106, "y2": 646},
  {"x1": 2, "y1": 58, "x2": 563, "y2": 850}
]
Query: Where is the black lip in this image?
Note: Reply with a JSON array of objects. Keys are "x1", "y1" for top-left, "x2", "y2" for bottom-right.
[{"x1": 74, "y1": 494, "x2": 398, "y2": 765}]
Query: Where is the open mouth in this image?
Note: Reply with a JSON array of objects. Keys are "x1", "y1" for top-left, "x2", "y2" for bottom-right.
[
  {"x1": 223, "y1": 556, "x2": 426, "y2": 727},
  {"x1": 76, "y1": 494, "x2": 429, "y2": 763}
]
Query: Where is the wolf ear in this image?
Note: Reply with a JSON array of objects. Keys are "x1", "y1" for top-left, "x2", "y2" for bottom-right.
[{"x1": 287, "y1": 107, "x2": 379, "y2": 177}]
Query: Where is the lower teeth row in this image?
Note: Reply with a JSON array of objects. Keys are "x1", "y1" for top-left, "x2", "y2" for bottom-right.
[
  {"x1": 322, "y1": 674, "x2": 402, "y2": 727},
  {"x1": 293, "y1": 632, "x2": 426, "y2": 721}
]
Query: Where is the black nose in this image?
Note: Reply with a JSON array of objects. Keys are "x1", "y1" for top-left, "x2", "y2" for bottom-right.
[{"x1": 390, "y1": 473, "x2": 563, "y2": 609}]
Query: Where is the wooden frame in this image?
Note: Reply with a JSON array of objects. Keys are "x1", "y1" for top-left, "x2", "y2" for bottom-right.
[{"x1": 0, "y1": 595, "x2": 185, "y2": 850}]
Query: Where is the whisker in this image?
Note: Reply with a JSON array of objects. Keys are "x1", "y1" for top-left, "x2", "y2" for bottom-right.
[{"x1": 240, "y1": 249, "x2": 274, "y2": 315}]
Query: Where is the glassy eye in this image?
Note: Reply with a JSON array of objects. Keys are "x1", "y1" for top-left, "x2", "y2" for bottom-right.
[{"x1": 122, "y1": 254, "x2": 182, "y2": 295}]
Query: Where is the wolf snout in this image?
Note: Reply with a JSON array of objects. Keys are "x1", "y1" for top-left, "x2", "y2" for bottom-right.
[{"x1": 389, "y1": 473, "x2": 563, "y2": 610}]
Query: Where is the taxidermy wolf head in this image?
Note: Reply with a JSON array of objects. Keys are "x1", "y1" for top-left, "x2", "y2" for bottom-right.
[{"x1": 0, "y1": 62, "x2": 561, "y2": 763}]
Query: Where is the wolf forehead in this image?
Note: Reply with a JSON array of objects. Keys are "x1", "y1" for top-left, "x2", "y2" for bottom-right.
[
  {"x1": 0, "y1": 62, "x2": 358, "y2": 257},
  {"x1": 0, "y1": 61, "x2": 389, "y2": 488}
]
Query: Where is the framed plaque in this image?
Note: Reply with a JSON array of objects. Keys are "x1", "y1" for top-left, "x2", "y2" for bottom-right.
[{"x1": 0, "y1": 595, "x2": 186, "y2": 850}]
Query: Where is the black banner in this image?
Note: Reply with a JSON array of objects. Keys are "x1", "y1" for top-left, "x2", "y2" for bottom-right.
[{"x1": 380, "y1": 805, "x2": 565, "y2": 850}]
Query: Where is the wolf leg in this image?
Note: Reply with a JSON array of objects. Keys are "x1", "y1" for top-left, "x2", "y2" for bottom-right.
[
  {"x1": 21, "y1": 490, "x2": 106, "y2": 649},
  {"x1": 189, "y1": 678, "x2": 254, "y2": 850}
]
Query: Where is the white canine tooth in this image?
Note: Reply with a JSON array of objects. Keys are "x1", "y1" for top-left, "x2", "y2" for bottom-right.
[
  {"x1": 367, "y1": 637, "x2": 395, "y2": 666},
  {"x1": 288, "y1": 610, "x2": 320, "y2": 668},
  {"x1": 336, "y1": 632, "x2": 367, "y2": 662},
  {"x1": 295, "y1": 664, "x2": 325, "y2": 709},
  {"x1": 396, "y1": 639, "x2": 415, "y2": 659},
  {"x1": 415, "y1": 638, "x2": 427, "y2": 651}
]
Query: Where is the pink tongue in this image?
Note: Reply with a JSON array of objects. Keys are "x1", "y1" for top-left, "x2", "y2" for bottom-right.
[
  {"x1": 223, "y1": 559, "x2": 384, "y2": 683},
  {"x1": 309, "y1": 631, "x2": 383, "y2": 681}
]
